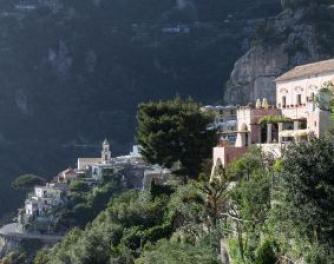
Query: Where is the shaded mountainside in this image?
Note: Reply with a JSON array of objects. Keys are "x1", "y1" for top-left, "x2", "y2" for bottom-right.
[{"x1": 0, "y1": 0, "x2": 282, "y2": 218}]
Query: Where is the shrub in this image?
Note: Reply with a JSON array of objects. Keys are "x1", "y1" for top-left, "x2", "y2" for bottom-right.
[{"x1": 255, "y1": 239, "x2": 278, "y2": 264}]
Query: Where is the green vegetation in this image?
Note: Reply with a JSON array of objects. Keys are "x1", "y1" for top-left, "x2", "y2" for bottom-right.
[
  {"x1": 0, "y1": 252, "x2": 26, "y2": 264},
  {"x1": 259, "y1": 115, "x2": 291, "y2": 126},
  {"x1": 272, "y1": 138, "x2": 334, "y2": 262},
  {"x1": 316, "y1": 81, "x2": 334, "y2": 112},
  {"x1": 33, "y1": 177, "x2": 232, "y2": 264},
  {"x1": 28, "y1": 137, "x2": 334, "y2": 264},
  {"x1": 11, "y1": 174, "x2": 46, "y2": 190},
  {"x1": 3, "y1": 92, "x2": 334, "y2": 263},
  {"x1": 137, "y1": 98, "x2": 216, "y2": 183},
  {"x1": 225, "y1": 139, "x2": 334, "y2": 264},
  {"x1": 56, "y1": 170, "x2": 125, "y2": 229},
  {"x1": 136, "y1": 238, "x2": 219, "y2": 264}
]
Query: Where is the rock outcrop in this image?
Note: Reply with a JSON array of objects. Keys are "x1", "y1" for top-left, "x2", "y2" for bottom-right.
[
  {"x1": 224, "y1": 6, "x2": 332, "y2": 105},
  {"x1": 0, "y1": 235, "x2": 20, "y2": 259}
]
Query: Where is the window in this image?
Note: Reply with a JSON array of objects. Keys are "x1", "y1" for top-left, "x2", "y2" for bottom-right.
[
  {"x1": 282, "y1": 96, "x2": 287, "y2": 108},
  {"x1": 297, "y1": 94, "x2": 302, "y2": 105}
]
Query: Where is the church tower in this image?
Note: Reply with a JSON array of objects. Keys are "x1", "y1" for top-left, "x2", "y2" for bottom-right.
[{"x1": 101, "y1": 139, "x2": 111, "y2": 164}]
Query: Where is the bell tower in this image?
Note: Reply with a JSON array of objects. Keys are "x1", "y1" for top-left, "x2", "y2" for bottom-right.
[{"x1": 101, "y1": 139, "x2": 111, "y2": 164}]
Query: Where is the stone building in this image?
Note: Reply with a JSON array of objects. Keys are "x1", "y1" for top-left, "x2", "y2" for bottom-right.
[
  {"x1": 21, "y1": 183, "x2": 68, "y2": 232},
  {"x1": 77, "y1": 139, "x2": 112, "y2": 177},
  {"x1": 211, "y1": 58, "x2": 334, "y2": 179},
  {"x1": 25, "y1": 183, "x2": 67, "y2": 217}
]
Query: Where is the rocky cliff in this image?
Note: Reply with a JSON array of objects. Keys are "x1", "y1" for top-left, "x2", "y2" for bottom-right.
[{"x1": 224, "y1": 3, "x2": 334, "y2": 105}]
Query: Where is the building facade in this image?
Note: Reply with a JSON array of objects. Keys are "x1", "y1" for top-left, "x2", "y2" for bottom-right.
[
  {"x1": 211, "y1": 59, "x2": 334, "y2": 180},
  {"x1": 201, "y1": 105, "x2": 238, "y2": 144}
]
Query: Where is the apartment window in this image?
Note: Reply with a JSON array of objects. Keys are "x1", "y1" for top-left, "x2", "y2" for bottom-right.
[
  {"x1": 297, "y1": 94, "x2": 302, "y2": 105},
  {"x1": 282, "y1": 96, "x2": 287, "y2": 108}
]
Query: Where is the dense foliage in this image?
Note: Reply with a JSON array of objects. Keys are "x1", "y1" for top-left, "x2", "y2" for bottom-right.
[
  {"x1": 137, "y1": 98, "x2": 216, "y2": 182},
  {"x1": 227, "y1": 139, "x2": 334, "y2": 264},
  {"x1": 56, "y1": 170, "x2": 125, "y2": 229},
  {"x1": 26, "y1": 137, "x2": 334, "y2": 264},
  {"x1": 259, "y1": 115, "x2": 291, "y2": 126},
  {"x1": 273, "y1": 139, "x2": 334, "y2": 262},
  {"x1": 136, "y1": 238, "x2": 219, "y2": 264},
  {"x1": 11, "y1": 174, "x2": 46, "y2": 190},
  {"x1": 316, "y1": 81, "x2": 334, "y2": 111},
  {"x1": 33, "y1": 183, "x2": 210, "y2": 264}
]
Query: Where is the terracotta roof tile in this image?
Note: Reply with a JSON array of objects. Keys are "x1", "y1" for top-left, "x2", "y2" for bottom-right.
[{"x1": 275, "y1": 58, "x2": 334, "y2": 82}]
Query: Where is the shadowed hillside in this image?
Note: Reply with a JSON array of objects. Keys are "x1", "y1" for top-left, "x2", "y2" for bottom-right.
[{"x1": 0, "y1": 0, "x2": 283, "y2": 217}]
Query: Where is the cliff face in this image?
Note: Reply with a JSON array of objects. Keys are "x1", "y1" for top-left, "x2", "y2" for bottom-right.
[
  {"x1": 224, "y1": 45, "x2": 288, "y2": 105},
  {"x1": 223, "y1": 5, "x2": 333, "y2": 105}
]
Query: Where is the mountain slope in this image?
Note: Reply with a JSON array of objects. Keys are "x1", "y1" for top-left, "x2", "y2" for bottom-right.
[{"x1": 0, "y1": 0, "x2": 282, "y2": 218}]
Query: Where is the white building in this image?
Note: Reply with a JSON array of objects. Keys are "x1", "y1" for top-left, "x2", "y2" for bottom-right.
[
  {"x1": 25, "y1": 183, "x2": 67, "y2": 218},
  {"x1": 78, "y1": 140, "x2": 146, "y2": 181},
  {"x1": 201, "y1": 105, "x2": 238, "y2": 144}
]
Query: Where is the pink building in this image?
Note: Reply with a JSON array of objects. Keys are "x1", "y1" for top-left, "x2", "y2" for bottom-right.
[
  {"x1": 211, "y1": 59, "x2": 334, "y2": 180},
  {"x1": 276, "y1": 59, "x2": 334, "y2": 140}
]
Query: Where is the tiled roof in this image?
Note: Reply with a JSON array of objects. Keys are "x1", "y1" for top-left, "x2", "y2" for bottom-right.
[
  {"x1": 77, "y1": 158, "x2": 101, "y2": 170},
  {"x1": 78, "y1": 158, "x2": 101, "y2": 162},
  {"x1": 275, "y1": 58, "x2": 334, "y2": 82}
]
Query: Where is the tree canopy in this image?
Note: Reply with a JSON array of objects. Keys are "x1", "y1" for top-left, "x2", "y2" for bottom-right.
[
  {"x1": 276, "y1": 139, "x2": 334, "y2": 249},
  {"x1": 137, "y1": 98, "x2": 216, "y2": 182},
  {"x1": 11, "y1": 174, "x2": 46, "y2": 190}
]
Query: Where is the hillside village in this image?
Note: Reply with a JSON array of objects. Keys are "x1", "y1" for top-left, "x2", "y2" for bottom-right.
[
  {"x1": 2, "y1": 57, "x2": 334, "y2": 236},
  {"x1": 18, "y1": 57, "x2": 334, "y2": 235},
  {"x1": 1, "y1": 57, "x2": 334, "y2": 263},
  {"x1": 0, "y1": 140, "x2": 171, "y2": 241}
]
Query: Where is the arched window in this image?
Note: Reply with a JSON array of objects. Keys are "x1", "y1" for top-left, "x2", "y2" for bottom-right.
[{"x1": 282, "y1": 96, "x2": 287, "y2": 108}]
